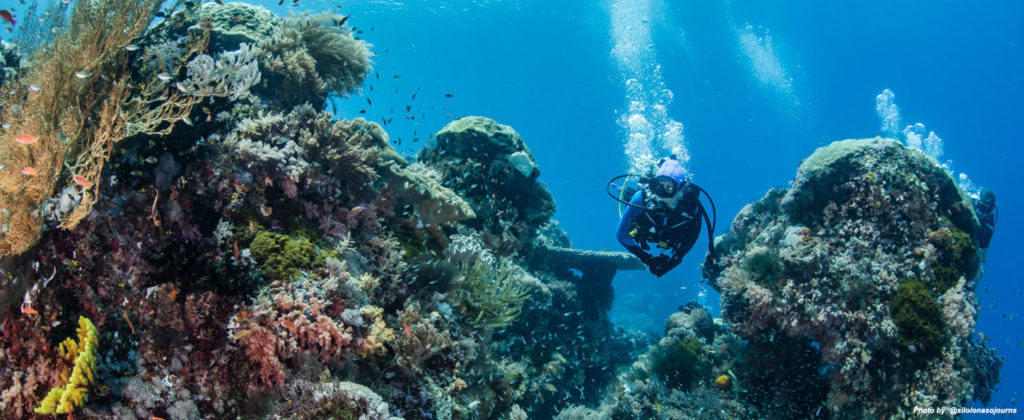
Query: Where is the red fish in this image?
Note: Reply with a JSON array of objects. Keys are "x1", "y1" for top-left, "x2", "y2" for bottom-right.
[
  {"x1": 15, "y1": 134, "x2": 37, "y2": 144},
  {"x1": 0, "y1": 10, "x2": 15, "y2": 28},
  {"x1": 21, "y1": 166, "x2": 37, "y2": 176},
  {"x1": 72, "y1": 175, "x2": 89, "y2": 188},
  {"x1": 402, "y1": 322, "x2": 413, "y2": 339},
  {"x1": 20, "y1": 302, "x2": 37, "y2": 315}
]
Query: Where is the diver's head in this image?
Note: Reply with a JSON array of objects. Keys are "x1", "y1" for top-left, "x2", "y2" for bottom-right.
[
  {"x1": 980, "y1": 189, "x2": 996, "y2": 206},
  {"x1": 652, "y1": 156, "x2": 686, "y2": 198}
]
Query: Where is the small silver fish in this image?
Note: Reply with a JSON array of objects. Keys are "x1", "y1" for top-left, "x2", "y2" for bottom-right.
[
  {"x1": 157, "y1": 73, "x2": 172, "y2": 81},
  {"x1": 143, "y1": 156, "x2": 158, "y2": 164},
  {"x1": 1, "y1": 123, "x2": 10, "y2": 130},
  {"x1": 176, "y1": 82, "x2": 188, "y2": 93},
  {"x1": 28, "y1": 84, "x2": 41, "y2": 92},
  {"x1": 181, "y1": 115, "x2": 193, "y2": 126},
  {"x1": 125, "y1": 44, "x2": 139, "y2": 51},
  {"x1": 74, "y1": 71, "x2": 89, "y2": 79}
]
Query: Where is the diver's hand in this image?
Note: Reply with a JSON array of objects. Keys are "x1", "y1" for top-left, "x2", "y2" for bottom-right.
[{"x1": 649, "y1": 255, "x2": 671, "y2": 277}]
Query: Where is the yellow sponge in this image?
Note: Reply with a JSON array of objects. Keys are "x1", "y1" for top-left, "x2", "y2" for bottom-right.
[{"x1": 35, "y1": 316, "x2": 99, "y2": 415}]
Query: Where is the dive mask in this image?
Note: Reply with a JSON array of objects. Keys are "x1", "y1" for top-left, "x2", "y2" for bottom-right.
[{"x1": 651, "y1": 175, "x2": 679, "y2": 198}]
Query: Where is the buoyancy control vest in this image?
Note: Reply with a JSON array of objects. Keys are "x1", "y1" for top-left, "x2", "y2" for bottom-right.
[{"x1": 631, "y1": 182, "x2": 703, "y2": 249}]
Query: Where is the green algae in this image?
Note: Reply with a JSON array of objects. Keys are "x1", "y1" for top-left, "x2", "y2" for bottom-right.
[
  {"x1": 929, "y1": 222, "x2": 980, "y2": 293},
  {"x1": 892, "y1": 279, "x2": 946, "y2": 357},
  {"x1": 249, "y1": 228, "x2": 338, "y2": 282}
]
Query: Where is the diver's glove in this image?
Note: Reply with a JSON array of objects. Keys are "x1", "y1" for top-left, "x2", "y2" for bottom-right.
[{"x1": 649, "y1": 255, "x2": 671, "y2": 277}]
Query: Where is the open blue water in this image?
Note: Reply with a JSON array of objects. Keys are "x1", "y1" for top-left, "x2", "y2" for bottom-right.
[{"x1": 1, "y1": 0, "x2": 1019, "y2": 414}]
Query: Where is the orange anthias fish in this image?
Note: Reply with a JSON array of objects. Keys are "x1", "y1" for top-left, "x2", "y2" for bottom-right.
[
  {"x1": 14, "y1": 134, "x2": 38, "y2": 144},
  {"x1": 73, "y1": 175, "x2": 90, "y2": 188},
  {"x1": 348, "y1": 205, "x2": 366, "y2": 218},
  {"x1": 402, "y1": 322, "x2": 413, "y2": 339},
  {"x1": 21, "y1": 167, "x2": 37, "y2": 176},
  {"x1": 20, "y1": 302, "x2": 37, "y2": 315}
]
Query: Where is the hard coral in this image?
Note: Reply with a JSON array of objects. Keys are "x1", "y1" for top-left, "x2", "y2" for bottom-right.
[
  {"x1": 418, "y1": 117, "x2": 556, "y2": 250},
  {"x1": 393, "y1": 302, "x2": 455, "y2": 374}
]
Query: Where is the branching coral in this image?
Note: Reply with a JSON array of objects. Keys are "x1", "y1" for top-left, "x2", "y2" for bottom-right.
[
  {"x1": 230, "y1": 273, "x2": 392, "y2": 389},
  {"x1": 35, "y1": 316, "x2": 99, "y2": 415},
  {"x1": 393, "y1": 302, "x2": 455, "y2": 374},
  {"x1": 221, "y1": 104, "x2": 380, "y2": 189}
]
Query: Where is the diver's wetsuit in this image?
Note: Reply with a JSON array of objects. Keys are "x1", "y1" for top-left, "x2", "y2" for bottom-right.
[
  {"x1": 616, "y1": 186, "x2": 703, "y2": 277},
  {"x1": 974, "y1": 193, "x2": 997, "y2": 249}
]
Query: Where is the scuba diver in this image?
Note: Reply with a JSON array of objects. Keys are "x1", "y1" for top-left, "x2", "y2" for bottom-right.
[
  {"x1": 608, "y1": 156, "x2": 716, "y2": 277},
  {"x1": 973, "y1": 188, "x2": 997, "y2": 249}
]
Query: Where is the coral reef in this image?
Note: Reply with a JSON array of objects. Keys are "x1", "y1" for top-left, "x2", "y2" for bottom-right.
[
  {"x1": 556, "y1": 304, "x2": 746, "y2": 419},
  {"x1": 706, "y1": 138, "x2": 1000, "y2": 417},
  {"x1": 273, "y1": 380, "x2": 393, "y2": 420},
  {"x1": 0, "y1": 1, "x2": 1004, "y2": 418},
  {"x1": 418, "y1": 116, "x2": 556, "y2": 253}
]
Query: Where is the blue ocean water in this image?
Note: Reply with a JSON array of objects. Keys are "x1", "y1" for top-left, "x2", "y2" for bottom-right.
[{"x1": 0, "y1": 0, "x2": 1019, "y2": 414}]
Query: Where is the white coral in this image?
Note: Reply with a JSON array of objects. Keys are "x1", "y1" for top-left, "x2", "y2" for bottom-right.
[{"x1": 183, "y1": 43, "x2": 262, "y2": 101}]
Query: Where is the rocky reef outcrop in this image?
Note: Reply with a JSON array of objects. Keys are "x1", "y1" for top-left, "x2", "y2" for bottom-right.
[
  {"x1": 707, "y1": 137, "x2": 1000, "y2": 417},
  {"x1": 418, "y1": 116, "x2": 557, "y2": 253}
]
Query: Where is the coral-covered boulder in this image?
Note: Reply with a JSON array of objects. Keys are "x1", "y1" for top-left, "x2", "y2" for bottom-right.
[
  {"x1": 192, "y1": 2, "x2": 277, "y2": 52},
  {"x1": 418, "y1": 117, "x2": 556, "y2": 252},
  {"x1": 707, "y1": 138, "x2": 1000, "y2": 417}
]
